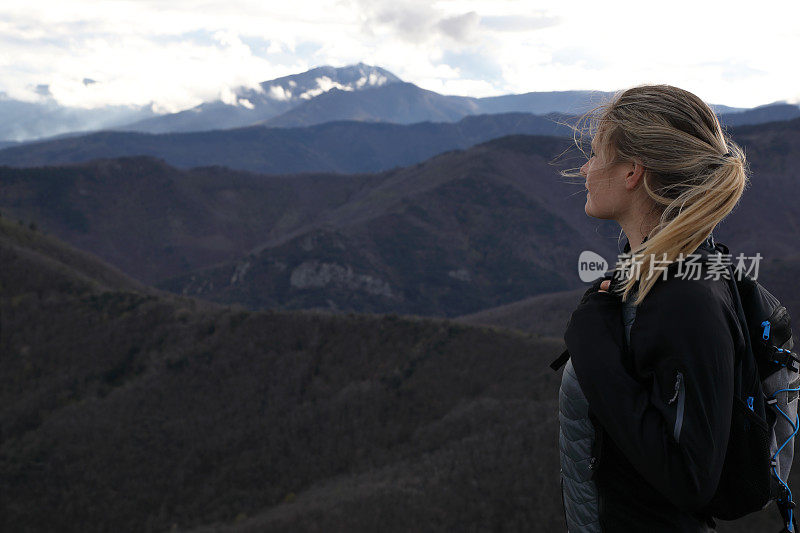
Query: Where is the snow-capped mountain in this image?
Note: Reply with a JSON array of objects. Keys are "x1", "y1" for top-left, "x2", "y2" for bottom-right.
[
  {"x1": 250, "y1": 62, "x2": 401, "y2": 104},
  {"x1": 119, "y1": 63, "x2": 402, "y2": 134}
]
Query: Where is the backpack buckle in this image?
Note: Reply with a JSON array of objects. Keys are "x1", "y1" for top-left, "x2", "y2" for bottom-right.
[{"x1": 770, "y1": 346, "x2": 800, "y2": 373}]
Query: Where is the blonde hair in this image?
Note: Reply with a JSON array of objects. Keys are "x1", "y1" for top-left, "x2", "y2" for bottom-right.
[{"x1": 560, "y1": 84, "x2": 750, "y2": 305}]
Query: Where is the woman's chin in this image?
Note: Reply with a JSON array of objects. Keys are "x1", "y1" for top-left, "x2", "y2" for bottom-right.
[
  {"x1": 584, "y1": 195, "x2": 595, "y2": 216},
  {"x1": 584, "y1": 197, "x2": 609, "y2": 220}
]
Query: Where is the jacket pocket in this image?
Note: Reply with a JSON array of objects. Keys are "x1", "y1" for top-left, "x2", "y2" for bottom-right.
[{"x1": 667, "y1": 371, "x2": 686, "y2": 442}]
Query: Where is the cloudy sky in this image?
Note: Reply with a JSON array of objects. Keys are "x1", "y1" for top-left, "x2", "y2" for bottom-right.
[{"x1": 1, "y1": 0, "x2": 798, "y2": 112}]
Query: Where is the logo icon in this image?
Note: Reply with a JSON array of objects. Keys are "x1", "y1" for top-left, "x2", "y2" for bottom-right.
[{"x1": 578, "y1": 250, "x2": 609, "y2": 283}]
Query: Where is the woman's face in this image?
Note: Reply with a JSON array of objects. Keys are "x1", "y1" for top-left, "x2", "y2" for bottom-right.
[{"x1": 580, "y1": 141, "x2": 630, "y2": 221}]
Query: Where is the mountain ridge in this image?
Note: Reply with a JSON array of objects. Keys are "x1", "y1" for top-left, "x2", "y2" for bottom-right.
[
  {"x1": 0, "y1": 112, "x2": 572, "y2": 174},
  {"x1": 2, "y1": 110, "x2": 798, "y2": 175},
  {"x1": 3, "y1": 119, "x2": 800, "y2": 318}
]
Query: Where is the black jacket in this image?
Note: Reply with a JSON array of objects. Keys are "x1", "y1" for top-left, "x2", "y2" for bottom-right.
[{"x1": 564, "y1": 237, "x2": 744, "y2": 531}]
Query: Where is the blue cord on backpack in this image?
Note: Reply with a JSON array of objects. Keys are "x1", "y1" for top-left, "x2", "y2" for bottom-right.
[
  {"x1": 768, "y1": 311, "x2": 794, "y2": 529},
  {"x1": 770, "y1": 385, "x2": 800, "y2": 532},
  {"x1": 763, "y1": 313, "x2": 800, "y2": 532}
]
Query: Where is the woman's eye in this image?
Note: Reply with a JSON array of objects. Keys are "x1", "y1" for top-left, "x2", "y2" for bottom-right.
[{"x1": 590, "y1": 151, "x2": 596, "y2": 158}]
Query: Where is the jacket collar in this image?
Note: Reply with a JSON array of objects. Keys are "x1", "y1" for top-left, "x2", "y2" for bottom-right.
[{"x1": 622, "y1": 232, "x2": 716, "y2": 255}]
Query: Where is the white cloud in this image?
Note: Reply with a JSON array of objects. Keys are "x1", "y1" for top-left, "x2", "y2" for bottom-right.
[
  {"x1": 219, "y1": 86, "x2": 238, "y2": 106},
  {"x1": 479, "y1": 14, "x2": 560, "y2": 32},
  {"x1": 357, "y1": 72, "x2": 390, "y2": 87},
  {"x1": 422, "y1": 77, "x2": 498, "y2": 98},
  {"x1": 436, "y1": 11, "x2": 480, "y2": 43},
  {"x1": 298, "y1": 76, "x2": 355, "y2": 99},
  {"x1": 268, "y1": 85, "x2": 292, "y2": 101},
  {"x1": 0, "y1": 0, "x2": 795, "y2": 111}
]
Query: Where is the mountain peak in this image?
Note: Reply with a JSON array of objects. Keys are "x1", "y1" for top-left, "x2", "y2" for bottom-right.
[{"x1": 255, "y1": 63, "x2": 402, "y2": 103}]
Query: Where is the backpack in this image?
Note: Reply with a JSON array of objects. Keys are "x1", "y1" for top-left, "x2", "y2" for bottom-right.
[{"x1": 621, "y1": 241, "x2": 800, "y2": 531}]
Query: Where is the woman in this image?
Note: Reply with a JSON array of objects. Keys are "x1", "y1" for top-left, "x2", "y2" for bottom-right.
[{"x1": 557, "y1": 84, "x2": 749, "y2": 532}]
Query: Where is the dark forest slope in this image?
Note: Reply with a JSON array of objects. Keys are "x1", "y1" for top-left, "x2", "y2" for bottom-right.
[{"x1": 0, "y1": 216, "x2": 566, "y2": 532}]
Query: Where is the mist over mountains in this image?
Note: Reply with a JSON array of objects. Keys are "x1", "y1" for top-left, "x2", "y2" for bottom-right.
[
  {"x1": 0, "y1": 92, "x2": 156, "y2": 142},
  {"x1": 120, "y1": 63, "x2": 404, "y2": 134},
  {"x1": 117, "y1": 63, "x2": 620, "y2": 134},
  {"x1": 5, "y1": 62, "x2": 797, "y2": 145}
]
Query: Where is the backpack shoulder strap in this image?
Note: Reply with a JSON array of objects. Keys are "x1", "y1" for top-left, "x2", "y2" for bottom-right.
[{"x1": 550, "y1": 348, "x2": 570, "y2": 372}]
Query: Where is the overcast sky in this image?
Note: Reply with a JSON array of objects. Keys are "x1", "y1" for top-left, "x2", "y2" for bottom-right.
[{"x1": 1, "y1": 0, "x2": 798, "y2": 112}]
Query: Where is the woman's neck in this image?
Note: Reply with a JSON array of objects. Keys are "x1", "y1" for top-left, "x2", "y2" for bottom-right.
[
  {"x1": 620, "y1": 206, "x2": 661, "y2": 254},
  {"x1": 624, "y1": 229, "x2": 649, "y2": 253}
]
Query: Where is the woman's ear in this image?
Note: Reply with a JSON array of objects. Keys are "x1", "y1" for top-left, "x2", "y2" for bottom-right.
[{"x1": 625, "y1": 159, "x2": 646, "y2": 190}]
